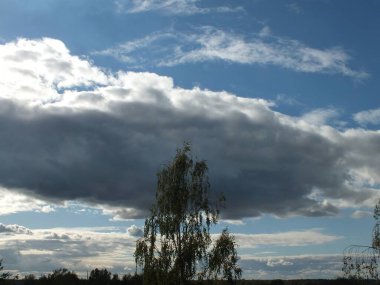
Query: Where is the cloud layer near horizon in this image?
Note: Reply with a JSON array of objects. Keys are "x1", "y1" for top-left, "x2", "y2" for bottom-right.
[
  {"x1": 0, "y1": 38, "x2": 380, "y2": 219},
  {"x1": 0, "y1": 223, "x2": 341, "y2": 278}
]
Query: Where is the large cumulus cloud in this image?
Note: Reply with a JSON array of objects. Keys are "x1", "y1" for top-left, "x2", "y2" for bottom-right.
[{"x1": 0, "y1": 38, "x2": 379, "y2": 219}]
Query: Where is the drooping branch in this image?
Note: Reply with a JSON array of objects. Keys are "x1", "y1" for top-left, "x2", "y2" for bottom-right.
[{"x1": 343, "y1": 204, "x2": 380, "y2": 280}]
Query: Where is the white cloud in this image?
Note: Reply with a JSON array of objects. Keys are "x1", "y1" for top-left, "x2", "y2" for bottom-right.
[
  {"x1": 0, "y1": 224, "x2": 32, "y2": 235},
  {"x1": 114, "y1": 0, "x2": 243, "y2": 15},
  {"x1": 0, "y1": 223, "x2": 343, "y2": 279},
  {"x1": 221, "y1": 219, "x2": 246, "y2": 226},
  {"x1": 94, "y1": 27, "x2": 368, "y2": 79},
  {"x1": 352, "y1": 210, "x2": 372, "y2": 219},
  {"x1": 0, "y1": 226, "x2": 137, "y2": 277},
  {"x1": 240, "y1": 254, "x2": 343, "y2": 279},
  {"x1": 286, "y1": 3, "x2": 302, "y2": 14},
  {"x1": 101, "y1": 206, "x2": 147, "y2": 221},
  {"x1": 0, "y1": 37, "x2": 108, "y2": 105},
  {"x1": 234, "y1": 230, "x2": 342, "y2": 248},
  {"x1": 259, "y1": 26, "x2": 271, "y2": 37},
  {"x1": 93, "y1": 32, "x2": 177, "y2": 66},
  {"x1": 354, "y1": 108, "x2": 380, "y2": 125},
  {"x1": 0, "y1": 188, "x2": 56, "y2": 216},
  {"x1": 0, "y1": 37, "x2": 379, "y2": 221},
  {"x1": 300, "y1": 108, "x2": 341, "y2": 126},
  {"x1": 127, "y1": 225, "x2": 143, "y2": 237},
  {"x1": 276, "y1": 94, "x2": 303, "y2": 106},
  {"x1": 266, "y1": 258, "x2": 293, "y2": 267}
]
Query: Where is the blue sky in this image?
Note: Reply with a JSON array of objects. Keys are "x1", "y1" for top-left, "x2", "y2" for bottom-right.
[{"x1": 0, "y1": 0, "x2": 380, "y2": 279}]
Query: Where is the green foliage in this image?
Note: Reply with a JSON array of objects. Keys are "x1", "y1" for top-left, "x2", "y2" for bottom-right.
[
  {"x1": 135, "y1": 143, "x2": 241, "y2": 285},
  {"x1": 208, "y1": 228, "x2": 242, "y2": 283}
]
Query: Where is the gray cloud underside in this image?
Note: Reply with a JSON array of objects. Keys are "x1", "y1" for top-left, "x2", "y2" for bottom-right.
[
  {"x1": 0, "y1": 224, "x2": 32, "y2": 235},
  {"x1": 0, "y1": 38, "x2": 379, "y2": 219}
]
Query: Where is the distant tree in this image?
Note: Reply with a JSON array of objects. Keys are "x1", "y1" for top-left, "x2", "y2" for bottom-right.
[
  {"x1": 122, "y1": 273, "x2": 132, "y2": 283},
  {"x1": 111, "y1": 273, "x2": 120, "y2": 285},
  {"x1": 47, "y1": 268, "x2": 79, "y2": 285},
  {"x1": 122, "y1": 273, "x2": 142, "y2": 285},
  {"x1": 134, "y1": 143, "x2": 241, "y2": 285},
  {"x1": 38, "y1": 274, "x2": 49, "y2": 285},
  {"x1": 0, "y1": 260, "x2": 10, "y2": 282},
  {"x1": 208, "y1": 228, "x2": 242, "y2": 284},
  {"x1": 24, "y1": 274, "x2": 36, "y2": 285},
  {"x1": 89, "y1": 268, "x2": 112, "y2": 285},
  {"x1": 343, "y1": 200, "x2": 380, "y2": 280}
]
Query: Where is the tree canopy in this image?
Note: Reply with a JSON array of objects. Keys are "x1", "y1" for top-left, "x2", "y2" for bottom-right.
[
  {"x1": 343, "y1": 200, "x2": 380, "y2": 280},
  {"x1": 134, "y1": 143, "x2": 241, "y2": 285},
  {"x1": 89, "y1": 268, "x2": 112, "y2": 285}
]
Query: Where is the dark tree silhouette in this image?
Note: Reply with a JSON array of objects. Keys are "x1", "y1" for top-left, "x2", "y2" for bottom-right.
[
  {"x1": 47, "y1": 268, "x2": 79, "y2": 285},
  {"x1": 0, "y1": 260, "x2": 10, "y2": 282},
  {"x1": 343, "y1": 200, "x2": 380, "y2": 280},
  {"x1": 208, "y1": 228, "x2": 242, "y2": 283},
  {"x1": 121, "y1": 273, "x2": 142, "y2": 285},
  {"x1": 23, "y1": 274, "x2": 37, "y2": 285},
  {"x1": 134, "y1": 143, "x2": 241, "y2": 285},
  {"x1": 111, "y1": 273, "x2": 120, "y2": 285},
  {"x1": 89, "y1": 268, "x2": 112, "y2": 285}
]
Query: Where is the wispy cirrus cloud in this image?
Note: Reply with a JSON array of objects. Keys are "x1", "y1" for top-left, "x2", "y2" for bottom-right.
[
  {"x1": 114, "y1": 0, "x2": 243, "y2": 15},
  {"x1": 94, "y1": 27, "x2": 368, "y2": 79},
  {"x1": 286, "y1": 2, "x2": 302, "y2": 14}
]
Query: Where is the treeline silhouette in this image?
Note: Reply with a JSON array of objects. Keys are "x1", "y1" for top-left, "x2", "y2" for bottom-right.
[
  {"x1": 1, "y1": 269, "x2": 379, "y2": 285},
  {"x1": 0, "y1": 267, "x2": 378, "y2": 285},
  {"x1": 3, "y1": 268, "x2": 142, "y2": 285}
]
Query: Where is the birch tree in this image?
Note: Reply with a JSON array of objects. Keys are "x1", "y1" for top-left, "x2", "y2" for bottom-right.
[{"x1": 134, "y1": 143, "x2": 241, "y2": 285}]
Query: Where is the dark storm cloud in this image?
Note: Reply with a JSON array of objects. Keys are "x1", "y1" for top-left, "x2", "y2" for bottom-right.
[{"x1": 0, "y1": 38, "x2": 379, "y2": 219}]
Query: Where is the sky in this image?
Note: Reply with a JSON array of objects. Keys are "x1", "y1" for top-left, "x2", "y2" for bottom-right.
[{"x1": 0, "y1": 0, "x2": 380, "y2": 280}]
